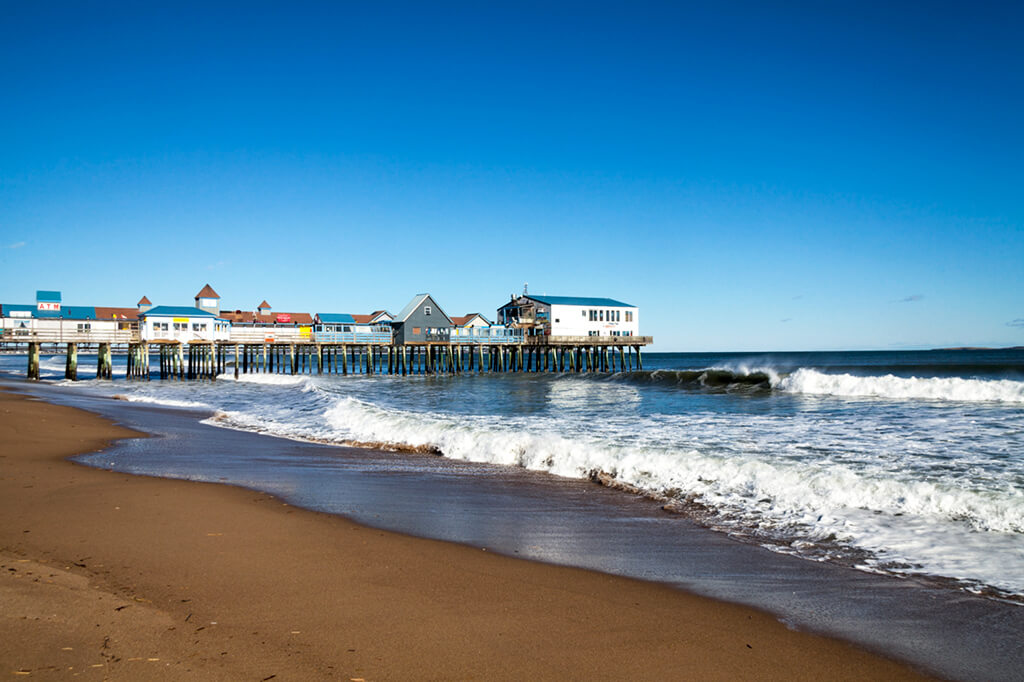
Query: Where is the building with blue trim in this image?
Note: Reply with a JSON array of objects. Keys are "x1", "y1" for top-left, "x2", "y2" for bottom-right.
[{"x1": 497, "y1": 294, "x2": 639, "y2": 339}]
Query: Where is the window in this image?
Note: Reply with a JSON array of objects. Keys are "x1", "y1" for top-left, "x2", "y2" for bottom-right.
[
  {"x1": 77, "y1": 323, "x2": 91, "y2": 332},
  {"x1": 625, "y1": 311, "x2": 633, "y2": 322},
  {"x1": 555, "y1": 318, "x2": 560, "y2": 323},
  {"x1": 581, "y1": 310, "x2": 586, "y2": 317},
  {"x1": 599, "y1": 311, "x2": 604, "y2": 322},
  {"x1": 424, "y1": 306, "x2": 432, "y2": 316}
]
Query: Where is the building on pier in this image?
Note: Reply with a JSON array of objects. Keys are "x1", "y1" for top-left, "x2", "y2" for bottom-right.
[
  {"x1": 450, "y1": 313, "x2": 491, "y2": 328},
  {"x1": 313, "y1": 313, "x2": 393, "y2": 343},
  {"x1": 220, "y1": 301, "x2": 314, "y2": 344},
  {"x1": 497, "y1": 294, "x2": 640, "y2": 340},
  {"x1": 1, "y1": 291, "x2": 140, "y2": 343},
  {"x1": 392, "y1": 294, "x2": 453, "y2": 345},
  {"x1": 139, "y1": 306, "x2": 231, "y2": 343},
  {"x1": 449, "y1": 313, "x2": 523, "y2": 344}
]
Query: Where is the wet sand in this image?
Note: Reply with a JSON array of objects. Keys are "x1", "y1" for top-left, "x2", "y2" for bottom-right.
[{"x1": 0, "y1": 387, "x2": 932, "y2": 680}]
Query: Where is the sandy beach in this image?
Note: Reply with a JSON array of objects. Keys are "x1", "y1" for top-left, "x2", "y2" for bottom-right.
[{"x1": 0, "y1": 388, "x2": 930, "y2": 680}]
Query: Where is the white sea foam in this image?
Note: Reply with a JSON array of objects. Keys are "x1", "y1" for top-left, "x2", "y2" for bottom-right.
[
  {"x1": 776, "y1": 368, "x2": 1024, "y2": 403},
  {"x1": 113, "y1": 394, "x2": 212, "y2": 409},
  {"x1": 219, "y1": 372, "x2": 315, "y2": 388},
  {"x1": 291, "y1": 394, "x2": 1023, "y2": 595},
  {"x1": 52, "y1": 353, "x2": 1024, "y2": 599}
]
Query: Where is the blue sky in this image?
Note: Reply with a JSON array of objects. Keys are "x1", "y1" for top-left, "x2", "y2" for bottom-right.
[{"x1": 1, "y1": 1, "x2": 1021, "y2": 351}]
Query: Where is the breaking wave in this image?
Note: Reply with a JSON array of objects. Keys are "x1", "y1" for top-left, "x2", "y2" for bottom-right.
[
  {"x1": 614, "y1": 368, "x2": 778, "y2": 391},
  {"x1": 615, "y1": 366, "x2": 1024, "y2": 403},
  {"x1": 777, "y1": 369, "x2": 1024, "y2": 403}
]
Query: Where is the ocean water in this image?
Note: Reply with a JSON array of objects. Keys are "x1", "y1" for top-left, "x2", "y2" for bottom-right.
[{"x1": 5, "y1": 348, "x2": 1024, "y2": 602}]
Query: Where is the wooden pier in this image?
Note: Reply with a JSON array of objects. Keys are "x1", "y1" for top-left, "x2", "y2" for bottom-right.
[{"x1": 2, "y1": 334, "x2": 653, "y2": 381}]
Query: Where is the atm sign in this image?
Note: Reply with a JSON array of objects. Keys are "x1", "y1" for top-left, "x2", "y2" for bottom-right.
[{"x1": 37, "y1": 302, "x2": 60, "y2": 311}]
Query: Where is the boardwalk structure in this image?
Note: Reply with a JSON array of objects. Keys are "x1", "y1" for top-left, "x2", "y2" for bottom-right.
[{"x1": 2, "y1": 287, "x2": 652, "y2": 381}]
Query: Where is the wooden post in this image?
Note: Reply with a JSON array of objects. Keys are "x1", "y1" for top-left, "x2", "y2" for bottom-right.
[
  {"x1": 62, "y1": 342, "x2": 77, "y2": 381},
  {"x1": 26, "y1": 342, "x2": 40, "y2": 380}
]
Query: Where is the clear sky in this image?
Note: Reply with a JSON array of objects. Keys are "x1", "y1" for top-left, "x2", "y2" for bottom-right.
[{"x1": 1, "y1": 1, "x2": 1021, "y2": 351}]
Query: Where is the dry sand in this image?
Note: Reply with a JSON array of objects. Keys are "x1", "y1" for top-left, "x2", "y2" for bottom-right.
[{"x1": 0, "y1": 388, "x2": 932, "y2": 680}]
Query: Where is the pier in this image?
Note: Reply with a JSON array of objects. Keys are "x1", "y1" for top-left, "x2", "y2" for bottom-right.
[
  {"x1": 2, "y1": 287, "x2": 653, "y2": 381},
  {"x1": 1, "y1": 332, "x2": 652, "y2": 381}
]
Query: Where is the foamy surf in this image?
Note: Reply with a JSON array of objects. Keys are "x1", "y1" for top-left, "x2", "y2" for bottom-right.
[
  {"x1": 14, "y1": 348, "x2": 1023, "y2": 601},
  {"x1": 776, "y1": 368, "x2": 1024, "y2": 403}
]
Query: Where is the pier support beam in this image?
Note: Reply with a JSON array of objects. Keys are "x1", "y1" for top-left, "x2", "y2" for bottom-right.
[
  {"x1": 65, "y1": 343, "x2": 78, "y2": 381},
  {"x1": 27, "y1": 343, "x2": 40, "y2": 380}
]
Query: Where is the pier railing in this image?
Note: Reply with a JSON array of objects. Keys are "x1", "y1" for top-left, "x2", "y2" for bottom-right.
[
  {"x1": 228, "y1": 326, "x2": 312, "y2": 343},
  {"x1": 451, "y1": 327, "x2": 523, "y2": 344},
  {"x1": 524, "y1": 335, "x2": 652, "y2": 346},
  {"x1": 0, "y1": 327, "x2": 140, "y2": 344},
  {"x1": 311, "y1": 330, "x2": 393, "y2": 344}
]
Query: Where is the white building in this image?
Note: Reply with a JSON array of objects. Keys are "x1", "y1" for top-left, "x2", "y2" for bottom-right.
[
  {"x1": 139, "y1": 306, "x2": 231, "y2": 343},
  {"x1": 497, "y1": 295, "x2": 639, "y2": 339}
]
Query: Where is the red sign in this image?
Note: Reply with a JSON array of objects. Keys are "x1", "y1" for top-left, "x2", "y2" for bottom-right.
[
  {"x1": 37, "y1": 302, "x2": 60, "y2": 312},
  {"x1": 276, "y1": 313, "x2": 291, "y2": 323}
]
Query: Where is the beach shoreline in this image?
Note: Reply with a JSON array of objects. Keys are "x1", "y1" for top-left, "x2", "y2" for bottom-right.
[{"x1": 0, "y1": 386, "x2": 931, "y2": 680}]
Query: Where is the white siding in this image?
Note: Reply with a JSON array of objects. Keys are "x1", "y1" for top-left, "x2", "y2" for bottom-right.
[
  {"x1": 549, "y1": 304, "x2": 639, "y2": 337},
  {"x1": 142, "y1": 316, "x2": 231, "y2": 342}
]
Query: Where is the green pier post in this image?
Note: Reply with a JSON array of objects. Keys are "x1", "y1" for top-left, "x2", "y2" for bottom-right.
[
  {"x1": 64, "y1": 343, "x2": 78, "y2": 381},
  {"x1": 26, "y1": 342, "x2": 39, "y2": 380}
]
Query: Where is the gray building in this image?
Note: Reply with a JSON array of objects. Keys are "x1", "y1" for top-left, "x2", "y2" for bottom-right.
[{"x1": 391, "y1": 293, "x2": 453, "y2": 345}]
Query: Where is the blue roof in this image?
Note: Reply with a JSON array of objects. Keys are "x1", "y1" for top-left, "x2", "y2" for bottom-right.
[
  {"x1": 36, "y1": 290, "x2": 61, "y2": 303},
  {"x1": 522, "y1": 295, "x2": 634, "y2": 308},
  {"x1": 140, "y1": 305, "x2": 220, "y2": 318},
  {"x1": 1, "y1": 304, "x2": 36, "y2": 316},
  {"x1": 1, "y1": 303, "x2": 97, "y2": 319},
  {"x1": 317, "y1": 313, "x2": 356, "y2": 324}
]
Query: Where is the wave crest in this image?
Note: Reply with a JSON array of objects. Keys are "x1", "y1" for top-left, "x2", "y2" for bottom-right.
[{"x1": 778, "y1": 369, "x2": 1024, "y2": 403}]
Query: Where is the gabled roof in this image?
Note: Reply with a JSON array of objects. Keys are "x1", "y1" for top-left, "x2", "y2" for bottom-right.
[
  {"x1": 36, "y1": 290, "x2": 62, "y2": 303},
  {"x1": 140, "y1": 305, "x2": 221, "y2": 318},
  {"x1": 138, "y1": 296, "x2": 152, "y2": 305},
  {"x1": 195, "y1": 284, "x2": 220, "y2": 299},
  {"x1": 94, "y1": 307, "x2": 139, "y2": 320},
  {"x1": 395, "y1": 294, "x2": 453, "y2": 325},
  {"x1": 369, "y1": 310, "x2": 393, "y2": 320},
  {"x1": 257, "y1": 300, "x2": 271, "y2": 309},
  {"x1": 523, "y1": 295, "x2": 634, "y2": 308},
  {"x1": 451, "y1": 313, "x2": 491, "y2": 327}
]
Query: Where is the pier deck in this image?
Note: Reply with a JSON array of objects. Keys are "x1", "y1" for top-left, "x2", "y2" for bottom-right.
[{"x1": 1, "y1": 330, "x2": 652, "y2": 381}]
